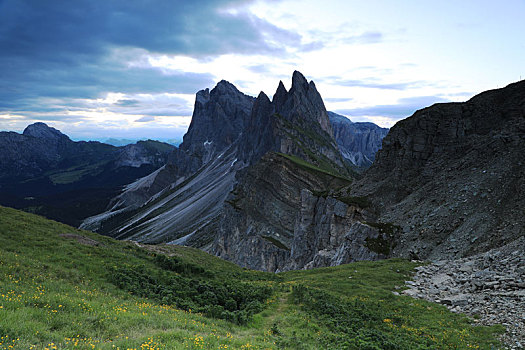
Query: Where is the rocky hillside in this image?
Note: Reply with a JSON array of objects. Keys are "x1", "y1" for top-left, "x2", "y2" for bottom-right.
[
  {"x1": 80, "y1": 80, "x2": 253, "y2": 237},
  {"x1": 328, "y1": 112, "x2": 389, "y2": 167},
  {"x1": 0, "y1": 123, "x2": 175, "y2": 226},
  {"x1": 352, "y1": 80, "x2": 525, "y2": 261}
]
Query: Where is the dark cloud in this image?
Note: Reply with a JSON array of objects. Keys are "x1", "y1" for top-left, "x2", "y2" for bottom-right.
[
  {"x1": 0, "y1": 0, "x2": 299, "y2": 117},
  {"x1": 115, "y1": 99, "x2": 140, "y2": 107},
  {"x1": 335, "y1": 95, "x2": 448, "y2": 121},
  {"x1": 0, "y1": 0, "x2": 294, "y2": 60}
]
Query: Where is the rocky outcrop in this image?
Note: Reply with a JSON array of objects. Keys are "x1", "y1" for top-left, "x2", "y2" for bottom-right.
[
  {"x1": 328, "y1": 112, "x2": 389, "y2": 167},
  {"x1": 403, "y1": 236, "x2": 525, "y2": 349},
  {"x1": 181, "y1": 80, "x2": 254, "y2": 164},
  {"x1": 353, "y1": 80, "x2": 525, "y2": 261},
  {"x1": 211, "y1": 152, "x2": 349, "y2": 271},
  {"x1": 88, "y1": 72, "x2": 357, "y2": 252},
  {"x1": 240, "y1": 71, "x2": 348, "y2": 175},
  {"x1": 22, "y1": 122, "x2": 69, "y2": 140}
]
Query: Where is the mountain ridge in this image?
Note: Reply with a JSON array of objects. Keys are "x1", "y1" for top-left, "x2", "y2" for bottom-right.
[
  {"x1": 0, "y1": 123, "x2": 176, "y2": 226},
  {"x1": 352, "y1": 79, "x2": 525, "y2": 261}
]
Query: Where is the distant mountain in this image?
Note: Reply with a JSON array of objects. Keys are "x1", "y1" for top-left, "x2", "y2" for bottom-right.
[
  {"x1": 328, "y1": 112, "x2": 389, "y2": 167},
  {"x1": 101, "y1": 138, "x2": 182, "y2": 147},
  {"x1": 0, "y1": 123, "x2": 175, "y2": 226},
  {"x1": 102, "y1": 138, "x2": 143, "y2": 147}
]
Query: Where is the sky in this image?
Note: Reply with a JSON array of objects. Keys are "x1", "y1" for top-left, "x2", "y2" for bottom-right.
[{"x1": 1, "y1": 0, "x2": 524, "y2": 141}]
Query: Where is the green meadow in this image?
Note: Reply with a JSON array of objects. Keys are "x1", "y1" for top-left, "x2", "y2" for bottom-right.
[{"x1": 0, "y1": 206, "x2": 503, "y2": 349}]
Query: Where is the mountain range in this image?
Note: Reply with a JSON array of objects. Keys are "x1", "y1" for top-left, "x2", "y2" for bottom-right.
[
  {"x1": 1, "y1": 72, "x2": 523, "y2": 274},
  {"x1": 0, "y1": 123, "x2": 175, "y2": 226}
]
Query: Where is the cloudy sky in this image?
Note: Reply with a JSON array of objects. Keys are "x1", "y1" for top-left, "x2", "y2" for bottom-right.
[{"x1": 1, "y1": 0, "x2": 524, "y2": 141}]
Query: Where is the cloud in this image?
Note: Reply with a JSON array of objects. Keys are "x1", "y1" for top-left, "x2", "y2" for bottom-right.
[
  {"x1": 324, "y1": 97, "x2": 354, "y2": 103},
  {"x1": 335, "y1": 95, "x2": 449, "y2": 122},
  {"x1": 115, "y1": 99, "x2": 140, "y2": 107},
  {"x1": 0, "y1": 0, "x2": 301, "y2": 118},
  {"x1": 246, "y1": 64, "x2": 271, "y2": 74},
  {"x1": 332, "y1": 78, "x2": 424, "y2": 90},
  {"x1": 340, "y1": 31, "x2": 383, "y2": 44},
  {"x1": 135, "y1": 116, "x2": 155, "y2": 123},
  {"x1": 299, "y1": 41, "x2": 325, "y2": 52}
]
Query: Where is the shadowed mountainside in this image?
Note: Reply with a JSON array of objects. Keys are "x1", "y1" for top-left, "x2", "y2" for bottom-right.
[
  {"x1": 352, "y1": 80, "x2": 525, "y2": 260},
  {"x1": 0, "y1": 123, "x2": 175, "y2": 226}
]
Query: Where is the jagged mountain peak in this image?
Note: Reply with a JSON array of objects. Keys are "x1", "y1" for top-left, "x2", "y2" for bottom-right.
[
  {"x1": 291, "y1": 70, "x2": 309, "y2": 91},
  {"x1": 256, "y1": 90, "x2": 271, "y2": 103},
  {"x1": 212, "y1": 79, "x2": 243, "y2": 97},
  {"x1": 23, "y1": 122, "x2": 69, "y2": 141},
  {"x1": 181, "y1": 78, "x2": 254, "y2": 163}
]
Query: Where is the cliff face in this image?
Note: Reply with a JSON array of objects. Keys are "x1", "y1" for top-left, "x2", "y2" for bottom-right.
[
  {"x1": 181, "y1": 81, "x2": 254, "y2": 164},
  {"x1": 81, "y1": 80, "x2": 252, "y2": 234},
  {"x1": 328, "y1": 112, "x2": 389, "y2": 167},
  {"x1": 353, "y1": 80, "x2": 525, "y2": 260},
  {"x1": 210, "y1": 153, "x2": 388, "y2": 272}
]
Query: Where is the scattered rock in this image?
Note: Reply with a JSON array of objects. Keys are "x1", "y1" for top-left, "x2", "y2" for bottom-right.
[{"x1": 403, "y1": 237, "x2": 525, "y2": 349}]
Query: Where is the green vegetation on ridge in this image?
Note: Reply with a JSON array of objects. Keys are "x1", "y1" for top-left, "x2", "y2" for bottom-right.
[{"x1": 0, "y1": 206, "x2": 504, "y2": 349}]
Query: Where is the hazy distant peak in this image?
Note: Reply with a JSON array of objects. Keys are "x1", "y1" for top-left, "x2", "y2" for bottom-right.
[{"x1": 327, "y1": 111, "x2": 353, "y2": 124}]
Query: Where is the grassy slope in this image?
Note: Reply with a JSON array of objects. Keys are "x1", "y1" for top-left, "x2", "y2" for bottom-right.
[{"x1": 0, "y1": 206, "x2": 503, "y2": 349}]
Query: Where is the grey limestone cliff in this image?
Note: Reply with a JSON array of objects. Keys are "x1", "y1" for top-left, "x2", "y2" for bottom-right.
[{"x1": 328, "y1": 112, "x2": 389, "y2": 167}]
